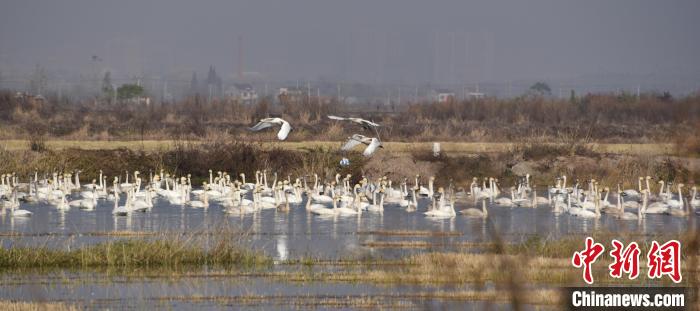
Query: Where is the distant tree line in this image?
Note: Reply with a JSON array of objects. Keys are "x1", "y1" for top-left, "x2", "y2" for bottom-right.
[{"x1": 0, "y1": 89, "x2": 697, "y2": 143}]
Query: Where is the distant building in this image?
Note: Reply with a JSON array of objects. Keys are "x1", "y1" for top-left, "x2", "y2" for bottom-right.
[
  {"x1": 15, "y1": 92, "x2": 47, "y2": 106},
  {"x1": 466, "y1": 92, "x2": 485, "y2": 99},
  {"x1": 431, "y1": 89, "x2": 455, "y2": 103},
  {"x1": 277, "y1": 87, "x2": 305, "y2": 104},
  {"x1": 225, "y1": 83, "x2": 258, "y2": 103},
  {"x1": 125, "y1": 97, "x2": 151, "y2": 105}
]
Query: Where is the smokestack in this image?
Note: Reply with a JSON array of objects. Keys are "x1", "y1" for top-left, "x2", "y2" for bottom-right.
[{"x1": 237, "y1": 35, "x2": 243, "y2": 81}]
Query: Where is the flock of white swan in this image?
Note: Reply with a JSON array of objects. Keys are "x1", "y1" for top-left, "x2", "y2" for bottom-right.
[
  {"x1": 0, "y1": 169, "x2": 698, "y2": 221},
  {"x1": 0, "y1": 115, "x2": 697, "y2": 221}
]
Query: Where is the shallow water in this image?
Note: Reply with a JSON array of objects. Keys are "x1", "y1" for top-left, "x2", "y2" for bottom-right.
[
  {"x1": 1, "y1": 194, "x2": 696, "y2": 309},
  {"x1": 1, "y1": 195, "x2": 695, "y2": 259},
  {"x1": 0, "y1": 270, "x2": 554, "y2": 310}
]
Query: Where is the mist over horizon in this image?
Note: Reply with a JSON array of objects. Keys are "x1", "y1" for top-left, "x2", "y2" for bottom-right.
[{"x1": 1, "y1": 0, "x2": 699, "y2": 97}]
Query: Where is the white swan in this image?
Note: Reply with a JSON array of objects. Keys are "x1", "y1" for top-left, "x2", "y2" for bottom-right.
[
  {"x1": 690, "y1": 186, "x2": 699, "y2": 210},
  {"x1": 460, "y1": 199, "x2": 488, "y2": 218},
  {"x1": 615, "y1": 189, "x2": 639, "y2": 220},
  {"x1": 341, "y1": 134, "x2": 383, "y2": 157},
  {"x1": 8, "y1": 190, "x2": 31, "y2": 217},
  {"x1": 567, "y1": 193, "x2": 600, "y2": 219},
  {"x1": 644, "y1": 189, "x2": 670, "y2": 214},
  {"x1": 366, "y1": 189, "x2": 385, "y2": 212},
  {"x1": 425, "y1": 188, "x2": 456, "y2": 218},
  {"x1": 112, "y1": 190, "x2": 130, "y2": 216},
  {"x1": 664, "y1": 183, "x2": 684, "y2": 209},
  {"x1": 494, "y1": 187, "x2": 515, "y2": 206},
  {"x1": 249, "y1": 117, "x2": 292, "y2": 140},
  {"x1": 664, "y1": 185, "x2": 689, "y2": 217},
  {"x1": 621, "y1": 177, "x2": 643, "y2": 199},
  {"x1": 307, "y1": 195, "x2": 335, "y2": 215},
  {"x1": 327, "y1": 115, "x2": 381, "y2": 130},
  {"x1": 187, "y1": 183, "x2": 210, "y2": 208},
  {"x1": 132, "y1": 188, "x2": 153, "y2": 211}
]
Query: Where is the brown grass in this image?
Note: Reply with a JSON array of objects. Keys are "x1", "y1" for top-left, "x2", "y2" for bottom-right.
[{"x1": 0, "y1": 301, "x2": 78, "y2": 311}]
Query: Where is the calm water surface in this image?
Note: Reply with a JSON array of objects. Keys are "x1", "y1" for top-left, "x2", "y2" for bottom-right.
[{"x1": 1, "y1": 194, "x2": 695, "y2": 309}]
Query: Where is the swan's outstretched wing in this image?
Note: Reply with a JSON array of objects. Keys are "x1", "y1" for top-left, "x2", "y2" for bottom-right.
[
  {"x1": 277, "y1": 121, "x2": 291, "y2": 140},
  {"x1": 341, "y1": 134, "x2": 367, "y2": 151},
  {"x1": 363, "y1": 138, "x2": 382, "y2": 157},
  {"x1": 362, "y1": 119, "x2": 381, "y2": 128},
  {"x1": 249, "y1": 120, "x2": 275, "y2": 132},
  {"x1": 327, "y1": 115, "x2": 347, "y2": 121}
]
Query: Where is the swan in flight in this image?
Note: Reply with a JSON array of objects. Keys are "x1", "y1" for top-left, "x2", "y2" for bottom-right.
[
  {"x1": 249, "y1": 117, "x2": 292, "y2": 141},
  {"x1": 327, "y1": 115, "x2": 380, "y2": 131},
  {"x1": 341, "y1": 134, "x2": 383, "y2": 157}
]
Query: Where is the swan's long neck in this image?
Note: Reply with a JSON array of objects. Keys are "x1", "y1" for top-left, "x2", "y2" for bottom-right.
[
  {"x1": 562, "y1": 177, "x2": 567, "y2": 190},
  {"x1": 617, "y1": 193, "x2": 623, "y2": 216},
  {"x1": 638, "y1": 179, "x2": 642, "y2": 192},
  {"x1": 645, "y1": 179, "x2": 651, "y2": 193},
  {"x1": 659, "y1": 182, "x2": 664, "y2": 196}
]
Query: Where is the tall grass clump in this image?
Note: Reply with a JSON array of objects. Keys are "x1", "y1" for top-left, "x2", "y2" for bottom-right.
[{"x1": 0, "y1": 238, "x2": 270, "y2": 269}]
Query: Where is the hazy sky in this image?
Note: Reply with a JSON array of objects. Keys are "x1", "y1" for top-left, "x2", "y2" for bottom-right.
[{"x1": 1, "y1": 0, "x2": 699, "y2": 85}]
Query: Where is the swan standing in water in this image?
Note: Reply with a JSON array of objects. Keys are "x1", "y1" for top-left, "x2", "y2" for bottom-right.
[
  {"x1": 494, "y1": 187, "x2": 516, "y2": 206},
  {"x1": 341, "y1": 134, "x2": 383, "y2": 157},
  {"x1": 424, "y1": 188, "x2": 456, "y2": 218},
  {"x1": 111, "y1": 188, "x2": 130, "y2": 216},
  {"x1": 622, "y1": 177, "x2": 643, "y2": 199},
  {"x1": 690, "y1": 186, "x2": 699, "y2": 211},
  {"x1": 460, "y1": 197, "x2": 488, "y2": 218},
  {"x1": 187, "y1": 183, "x2": 209, "y2": 208},
  {"x1": 664, "y1": 183, "x2": 684, "y2": 209},
  {"x1": 615, "y1": 188, "x2": 640, "y2": 220},
  {"x1": 664, "y1": 185, "x2": 689, "y2": 217},
  {"x1": 249, "y1": 117, "x2": 292, "y2": 141},
  {"x1": 8, "y1": 188, "x2": 32, "y2": 217},
  {"x1": 307, "y1": 194, "x2": 335, "y2": 215},
  {"x1": 366, "y1": 188, "x2": 385, "y2": 212},
  {"x1": 567, "y1": 192, "x2": 601, "y2": 219}
]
